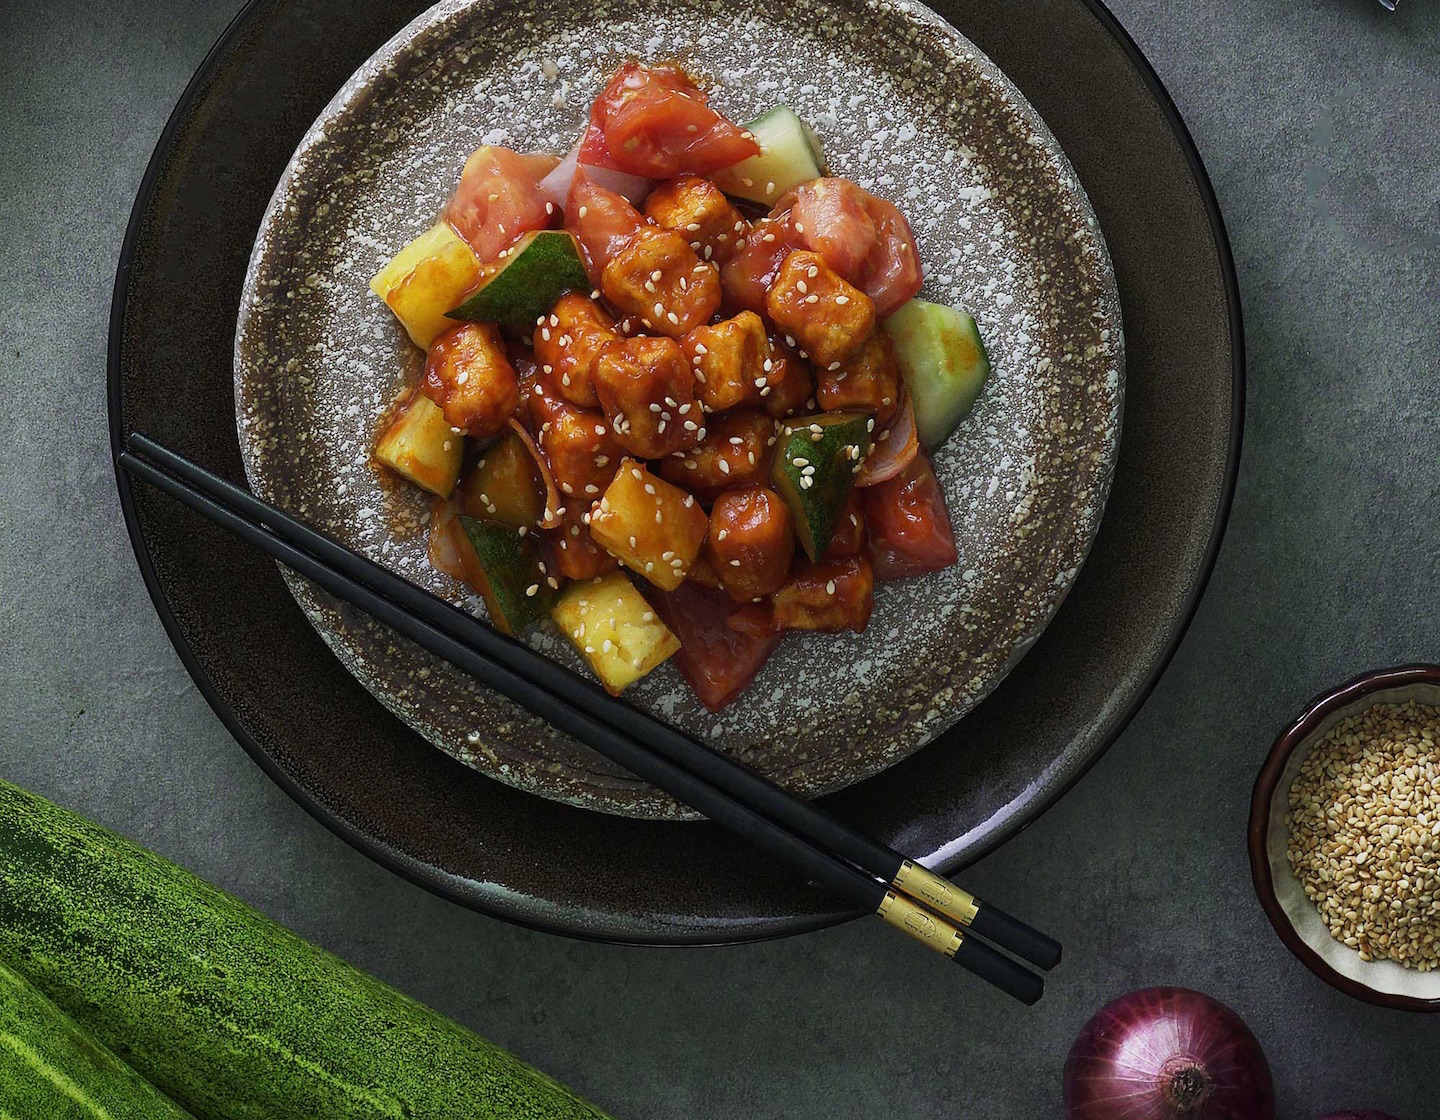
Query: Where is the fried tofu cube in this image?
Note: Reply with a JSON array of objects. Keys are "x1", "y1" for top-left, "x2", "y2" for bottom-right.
[
  {"x1": 421, "y1": 323, "x2": 520, "y2": 439},
  {"x1": 765, "y1": 250, "x2": 875, "y2": 368},
  {"x1": 369, "y1": 222, "x2": 483, "y2": 348},
  {"x1": 705, "y1": 486, "x2": 795, "y2": 601},
  {"x1": 681, "y1": 312, "x2": 780, "y2": 413},
  {"x1": 588, "y1": 461, "x2": 710, "y2": 590},
  {"x1": 593, "y1": 336, "x2": 702, "y2": 458},
  {"x1": 657, "y1": 409, "x2": 775, "y2": 504},
  {"x1": 547, "y1": 503, "x2": 619, "y2": 581},
  {"x1": 537, "y1": 402, "x2": 624, "y2": 502},
  {"x1": 601, "y1": 227, "x2": 721, "y2": 338},
  {"x1": 816, "y1": 328, "x2": 901, "y2": 425},
  {"x1": 551, "y1": 571, "x2": 681, "y2": 694},
  {"x1": 731, "y1": 556, "x2": 875, "y2": 636},
  {"x1": 644, "y1": 175, "x2": 750, "y2": 265},
  {"x1": 534, "y1": 292, "x2": 619, "y2": 409},
  {"x1": 760, "y1": 340, "x2": 817, "y2": 419}
]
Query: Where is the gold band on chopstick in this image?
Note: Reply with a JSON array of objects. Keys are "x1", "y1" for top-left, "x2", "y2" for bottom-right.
[
  {"x1": 876, "y1": 890, "x2": 964, "y2": 958},
  {"x1": 891, "y1": 859, "x2": 980, "y2": 927}
]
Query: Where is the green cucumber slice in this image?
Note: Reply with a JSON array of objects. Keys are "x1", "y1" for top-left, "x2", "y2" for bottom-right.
[
  {"x1": 883, "y1": 299, "x2": 991, "y2": 449},
  {"x1": 460, "y1": 515, "x2": 558, "y2": 633},
  {"x1": 770, "y1": 411, "x2": 871, "y2": 560},
  {"x1": 446, "y1": 230, "x2": 588, "y2": 327},
  {"x1": 712, "y1": 107, "x2": 827, "y2": 207}
]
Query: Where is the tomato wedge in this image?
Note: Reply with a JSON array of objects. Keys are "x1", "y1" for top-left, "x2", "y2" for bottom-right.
[
  {"x1": 446, "y1": 146, "x2": 559, "y2": 263},
  {"x1": 861, "y1": 452, "x2": 958, "y2": 580},
  {"x1": 770, "y1": 178, "x2": 921, "y2": 318},
  {"x1": 579, "y1": 62, "x2": 760, "y2": 179},
  {"x1": 564, "y1": 172, "x2": 646, "y2": 281},
  {"x1": 781, "y1": 179, "x2": 877, "y2": 281},
  {"x1": 649, "y1": 582, "x2": 783, "y2": 711},
  {"x1": 858, "y1": 192, "x2": 923, "y2": 318},
  {"x1": 720, "y1": 212, "x2": 801, "y2": 317}
]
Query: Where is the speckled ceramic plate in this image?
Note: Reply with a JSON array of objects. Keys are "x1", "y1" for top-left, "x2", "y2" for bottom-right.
[{"x1": 233, "y1": 0, "x2": 1122, "y2": 818}]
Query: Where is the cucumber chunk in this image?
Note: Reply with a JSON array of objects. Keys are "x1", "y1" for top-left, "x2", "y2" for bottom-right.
[
  {"x1": 446, "y1": 230, "x2": 589, "y2": 327},
  {"x1": 369, "y1": 222, "x2": 483, "y2": 348},
  {"x1": 770, "y1": 412, "x2": 871, "y2": 561},
  {"x1": 883, "y1": 299, "x2": 991, "y2": 449},
  {"x1": 712, "y1": 107, "x2": 827, "y2": 207},
  {"x1": 459, "y1": 516, "x2": 557, "y2": 634},
  {"x1": 373, "y1": 390, "x2": 463, "y2": 497}
]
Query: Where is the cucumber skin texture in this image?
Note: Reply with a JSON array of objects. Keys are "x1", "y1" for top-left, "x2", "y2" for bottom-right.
[
  {"x1": 0, "y1": 780, "x2": 612, "y2": 1120},
  {"x1": 770, "y1": 413, "x2": 870, "y2": 560},
  {"x1": 0, "y1": 960, "x2": 195, "y2": 1120},
  {"x1": 447, "y1": 231, "x2": 588, "y2": 327},
  {"x1": 460, "y1": 515, "x2": 557, "y2": 633}
]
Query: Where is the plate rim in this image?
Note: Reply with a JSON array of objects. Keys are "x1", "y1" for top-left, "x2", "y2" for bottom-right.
[{"x1": 108, "y1": 0, "x2": 1244, "y2": 945}]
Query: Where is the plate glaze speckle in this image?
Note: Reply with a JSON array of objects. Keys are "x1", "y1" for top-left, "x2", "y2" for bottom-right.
[{"x1": 235, "y1": 0, "x2": 1123, "y2": 819}]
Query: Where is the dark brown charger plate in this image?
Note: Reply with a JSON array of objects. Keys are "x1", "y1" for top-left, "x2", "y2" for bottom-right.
[{"x1": 110, "y1": 0, "x2": 1242, "y2": 942}]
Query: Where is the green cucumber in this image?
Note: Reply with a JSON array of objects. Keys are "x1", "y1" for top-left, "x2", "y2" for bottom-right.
[
  {"x1": 0, "y1": 779, "x2": 612, "y2": 1120},
  {"x1": 0, "y1": 961, "x2": 195, "y2": 1119},
  {"x1": 770, "y1": 411, "x2": 871, "y2": 560},
  {"x1": 712, "y1": 106, "x2": 827, "y2": 207},
  {"x1": 460, "y1": 427, "x2": 546, "y2": 528},
  {"x1": 883, "y1": 299, "x2": 991, "y2": 449},
  {"x1": 447, "y1": 230, "x2": 588, "y2": 327},
  {"x1": 460, "y1": 514, "x2": 558, "y2": 633}
]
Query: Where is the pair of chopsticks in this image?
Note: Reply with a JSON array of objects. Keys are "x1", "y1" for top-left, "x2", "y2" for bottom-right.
[{"x1": 119, "y1": 432, "x2": 1059, "y2": 1004}]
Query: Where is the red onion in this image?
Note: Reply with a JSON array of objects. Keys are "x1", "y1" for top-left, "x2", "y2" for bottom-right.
[
  {"x1": 1317, "y1": 1113, "x2": 1402, "y2": 1120},
  {"x1": 1064, "y1": 987, "x2": 1274, "y2": 1120},
  {"x1": 538, "y1": 139, "x2": 651, "y2": 210},
  {"x1": 854, "y1": 390, "x2": 918, "y2": 487}
]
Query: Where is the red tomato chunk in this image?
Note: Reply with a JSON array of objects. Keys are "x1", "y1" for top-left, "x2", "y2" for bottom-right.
[
  {"x1": 579, "y1": 62, "x2": 760, "y2": 179},
  {"x1": 650, "y1": 582, "x2": 784, "y2": 711},
  {"x1": 862, "y1": 452, "x2": 958, "y2": 580},
  {"x1": 446, "y1": 146, "x2": 559, "y2": 262},
  {"x1": 565, "y1": 174, "x2": 647, "y2": 280}
]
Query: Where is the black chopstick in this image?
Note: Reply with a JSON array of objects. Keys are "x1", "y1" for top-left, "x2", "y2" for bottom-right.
[
  {"x1": 127, "y1": 434, "x2": 1060, "y2": 972},
  {"x1": 121, "y1": 434, "x2": 1049, "y2": 1002}
]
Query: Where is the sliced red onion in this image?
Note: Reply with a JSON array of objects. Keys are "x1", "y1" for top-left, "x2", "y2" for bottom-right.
[
  {"x1": 855, "y1": 391, "x2": 918, "y2": 487},
  {"x1": 506, "y1": 418, "x2": 563, "y2": 529},
  {"x1": 538, "y1": 139, "x2": 652, "y2": 211}
]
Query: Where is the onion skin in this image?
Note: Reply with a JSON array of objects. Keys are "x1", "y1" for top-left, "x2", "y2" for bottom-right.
[{"x1": 1064, "y1": 987, "x2": 1274, "y2": 1120}]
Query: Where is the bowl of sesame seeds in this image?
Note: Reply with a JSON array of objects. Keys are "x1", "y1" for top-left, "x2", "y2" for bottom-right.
[{"x1": 1250, "y1": 664, "x2": 1440, "y2": 1011}]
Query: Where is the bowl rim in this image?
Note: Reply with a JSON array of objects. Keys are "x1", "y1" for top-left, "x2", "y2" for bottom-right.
[
  {"x1": 1248, "y1": 663, "x2": 1440, "y2": 1013},
  {"x1": 105, "y1": 0, "x2": 1247, "y2": 942}
]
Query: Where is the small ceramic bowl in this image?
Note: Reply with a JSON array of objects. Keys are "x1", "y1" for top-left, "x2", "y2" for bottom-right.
[{"x1": 1249, "y1": 664, "x2": 1440, "y2": 1012}]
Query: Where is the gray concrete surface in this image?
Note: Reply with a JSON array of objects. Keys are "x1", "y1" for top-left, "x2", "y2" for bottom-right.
[{"x1": 1, "y1": 0, "x2": 1436, "y2": 1114}]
